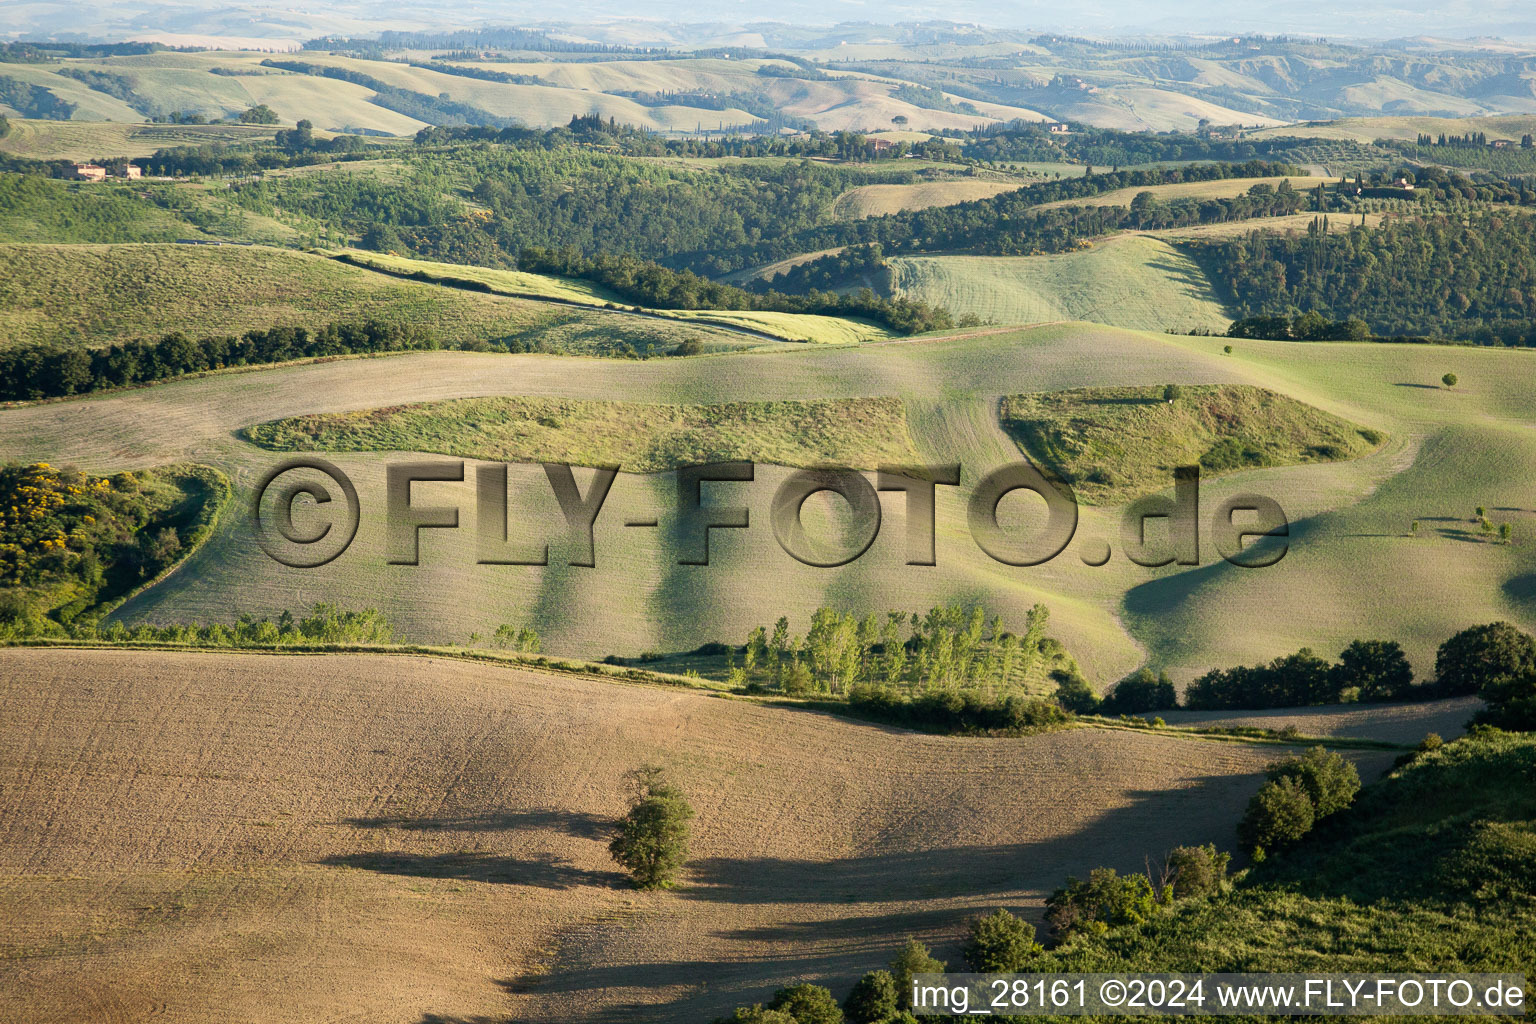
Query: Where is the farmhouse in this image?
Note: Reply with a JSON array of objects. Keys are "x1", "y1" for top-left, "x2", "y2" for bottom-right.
[{"x1": 68, "y1": 163, "x2": 143, "y2": 181}]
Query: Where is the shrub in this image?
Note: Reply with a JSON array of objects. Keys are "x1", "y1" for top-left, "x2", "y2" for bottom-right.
[
  {"x1": 713, "y1": 1007, "x2": 797, "y2": 1024},
  {"x1": 1238, "y1": 776, "x2": 1315, "y2": 857},
  {"x1": 608, "y1": 766, "x2": 694, "y2": 889},
  {"x1": 1052, "y1": 667, "x2": 1100, "y2": 713},
  {"x1": 889, "y1": 940, "x2": 945, "y2": 1010},
  {"x1": 1474, "y1": 669, "x2": 1536, "y2": 732},
  {"x1": 1268, "y1": 746, "x2": 1360, "y2": 817},
  {"x1": 843, "y1": 971, "x2": 899, "y2": 1024},
  {"x1": 1044, "y1": 867, "x2": 1163, "y2": 941},
  {"x1": 1162, "y1": 843, "x2": 1231, "y2": 899},
  {"x1": 768, "y1": 983, "x2": 844, "y2": 1024},
  {"x1": 1335, "y1": 639, "x2": 1414, "y2": 701},
  {"x1": 1442, "y1": 372, "x2": 1458, "y2": 388},
  {"x1": 964, "y1": 908, "x2": 1042, "y2": 971},
  {"x1": 1100, "y1": 667, "x2": 1177, "y2": 714},
  {"x1": 1435, "y1": 622, "x2": 1536, "y2": 697},
  {"x1": 492, "y1": 623, "x2": 541, "y2": 653}
]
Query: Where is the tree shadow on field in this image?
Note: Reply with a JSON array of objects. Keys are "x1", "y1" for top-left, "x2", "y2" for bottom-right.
[
  {"x1": 320, "y1": 848, "x2": 624, "y2": 889},
  {"x1": 516, "y1": 770, "x2": 1293, "y2": 1024},
  {"x1": 1393, "y1": 382, "x2": 1442, "y2": 390},
  {"x1": 346, "y1": 808, "x2": 611, "y2": 839},
  {"x1": 1503, "y1": 573, "x2": 1536, "y2": 614}
]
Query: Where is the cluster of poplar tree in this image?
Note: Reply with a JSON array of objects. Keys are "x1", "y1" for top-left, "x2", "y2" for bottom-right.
[{"x1": 734, "y1": 603, "x2": 1051, "y2": 697}]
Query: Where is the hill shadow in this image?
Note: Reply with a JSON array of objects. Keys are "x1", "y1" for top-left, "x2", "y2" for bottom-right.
[
  {"x1": 320, "y1": 849, "x2": 623, "y2": 889},
  {"x1": 513, "y1": 770, "x2": 1287, "y2": 1024}
]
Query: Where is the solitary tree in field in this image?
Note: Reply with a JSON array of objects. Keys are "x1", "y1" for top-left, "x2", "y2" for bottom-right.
[
  {"x1": 1442, "y1": 372, "x2": 1458, "y2": 389},
  {"x1": 1163, "y1": 383, "x2": 1183, "y2": 403},
  {"x1": 609, "y1": 766, "x2": 694, "y2": 889},
  {"x1": 1500, "y1": 522, "x2": 1513, "y2": 544}
]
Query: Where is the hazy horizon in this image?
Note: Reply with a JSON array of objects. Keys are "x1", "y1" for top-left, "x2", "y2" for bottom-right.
[{"x1": 4, "y1": 0, "x2": 1536, "y2": 48}]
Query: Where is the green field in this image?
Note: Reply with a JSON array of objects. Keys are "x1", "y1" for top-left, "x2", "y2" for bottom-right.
[
  {"x1": 245, "y1": 395, "x2": 921, "y2": 472},
  {"x1": 1254, "y1": 113, "x2": 1536, "y2": 144},
  {"x1": 0, "y1": 244, "x2": 755, "y2": 355},
  {"x1": 831, "y1": 180, "x2": 1025, "y2": 219},
  {"x1": 886, "y1": 236, "x2": 1232, "y2": 332},
  {"x1": 344, "y1": 250, "x2": 895, "y2": 345},
  {"x1": 0, "y1": 119, "x2": 297, "y2": 160},
  {"x1": 2, "y1": 321, "x2": 1531, "y2": 690},
  {"x1": 1000, "y1": 384, "x2": 1383, "y2": 504}
]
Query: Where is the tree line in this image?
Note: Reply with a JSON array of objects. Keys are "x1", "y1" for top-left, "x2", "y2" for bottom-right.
[
  {"x1": 0, "y1": 321, "x2": 435, "y2": 402},
  {"x1": 259, "y1": 59, "x2": 519, "y2": 128},
  {"x1": 957, "y1": 118, "x2": 1325, "y2": 168},
  {"x1": 732, "y1": 603, "x2": 1056, "y2": 698},
  {"x1": 514, "y1": 246, "x2": 954, "y2": 335},
  {"x1": 667, "y1": 162, "x2": 1309, "y2": 275}
]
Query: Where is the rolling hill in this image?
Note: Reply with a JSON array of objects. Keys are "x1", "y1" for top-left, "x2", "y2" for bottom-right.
[
  {"x1": 1, "y1": 322, "x2": 1531, "y2": 689},
  {"x1": 885, "y1": 236, "x2": 1231, "y2": 333},
  {"x1": 0, "y1": 646, "x2": 1395, "y2": 1023},
  {"x1": 0, "y1": 244, "x2": 760, "y2": 355}
]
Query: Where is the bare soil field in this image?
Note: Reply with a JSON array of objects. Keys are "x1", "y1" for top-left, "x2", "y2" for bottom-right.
[
  {"x1": 1160, "y1": 697, "x2": 1481, "y2": 745},
  {"x1": 0, "y1": 647, "x2": 1388, "y2": 1024}
]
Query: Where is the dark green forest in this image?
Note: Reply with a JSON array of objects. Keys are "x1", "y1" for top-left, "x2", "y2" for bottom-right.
[{"x1": 1201, "y1": 211, "x2": 1536, "y2": 345}]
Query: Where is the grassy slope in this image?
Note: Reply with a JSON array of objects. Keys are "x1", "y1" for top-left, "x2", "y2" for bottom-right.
[
  {"x1": 832, "y1": 180, "x2": 1026, "y2": 219},
  {"x1": 887, "y1": 236, "x2": 1231, "y2": 332},
  {"x1": 343, "y1": 250, "x2": 895, "y2": 345},
  {"x1": 0, "y1": 119, "x2": 292, "y2": 160},
  {"x1": 1000, "y1": 384, "x2": 1381, "y2": 505},
  {"x1": 13, "y1": 50, "x2": 1021, "y2": 136},
  {"x1": 1254, "y1": 113, "x2": 1536, "y2": 143},
  {"x1": 244, "y1": 395, "x2": 922, "y2": 472},
  {"x1": 0, "y1": 324, "x2": 1532, "y2": 689},
  {"x1": 0, "y1": 647, "x2": 1360, "y2": 1023},
  {"x1": 0, "y1": 244, "x2": 755, "y2": 355},
  {"x1": 1045, "y1": 730, "x2": 1536, "y2": 976}
]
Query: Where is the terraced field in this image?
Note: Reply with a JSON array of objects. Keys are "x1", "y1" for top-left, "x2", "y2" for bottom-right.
[
  {"x1": 0, "y1": 647, "x2": 1390, "y2": 1023},
  {"x1": 1, "y1": 323, "x2": 1531, "y2": 687}
]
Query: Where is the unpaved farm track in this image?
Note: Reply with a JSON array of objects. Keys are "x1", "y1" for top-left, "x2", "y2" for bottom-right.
[{"x1": 0, "y1": 648, "x2": 1396, "y2": 1023}]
